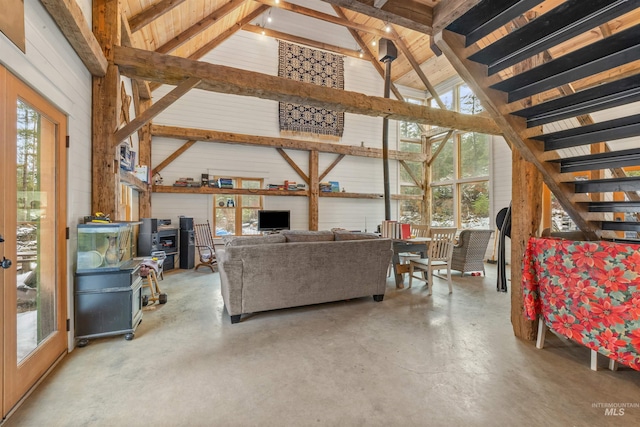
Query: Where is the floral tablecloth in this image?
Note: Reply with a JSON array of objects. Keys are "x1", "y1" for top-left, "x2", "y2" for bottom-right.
[{"x1": 523, "y1": 237, "x2": 640, "y2": 371}]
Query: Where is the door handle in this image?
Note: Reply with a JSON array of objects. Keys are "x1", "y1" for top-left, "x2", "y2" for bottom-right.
[
  {"x1": 1, "y1": 257, "x2": 11, "y2": 269},
  {"x1": 0, "y1": 234, "x2": 4, "y2": 242}
]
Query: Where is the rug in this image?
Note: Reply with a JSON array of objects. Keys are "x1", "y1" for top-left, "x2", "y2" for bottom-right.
[{"x1": 278, "y1": 41, "x2": 344, "y2": 138}]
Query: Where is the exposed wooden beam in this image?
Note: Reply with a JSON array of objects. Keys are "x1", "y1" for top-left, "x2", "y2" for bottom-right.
[
  {"x1": 432, "y1": 0, "x2": 483, "y2": 35},
  {"x1": 114, "y1": 77, "x2": 201, "y2": 146},
  {"x1": 190, "y1": 5, "x2": 270, "y2": 60},
  {"x1": 388, "y1": 25, "x2": 444, "y2": 108},
  {"x1": 156, "y1": 0, "x2": 246, "y2": 55},
  {"x1": 92, "y1": 0, "x2": 120, "y2": 220},
  {"x1": 152, "y1": 140, "x2": 197, "y2": 175},
  {"x1": 255, "y1": 0, "x2": 394, "y2": 40},
  {"x1": 148, "y1": 5, "x2": 270, "y2": 93},
  {"x1": 121, "y1": 12, "x2": 152, "y2": 99},
  {"x1": 320, "y1": 0, "x2": 433, "y2": 34},
  {"x1": 129, "y1": 0, "x2": 187, "y2": 33},
  {"x1": 151, "y1": 125, "x2": 426, "y2": 161},
  {"x1": 319, "y1": 154, "x2": 346, "y2": 182},
  {"x1": 243, "y1": 25, "x2": 365, "y2": 60},
  {"x1": 277, "y1": 148, "x2": 310, "y2": 184},
  {"x1": 115, "y1": 46, "x2": 500, "y2": 134},
  {"x1": 309, "y1": 151, "x2": 319, "y2": 230},
  {"x1": 331, "y1": 5, "x2": 403, "y2": 100},
  {"x1": 40, "y1": 0, "x2": 107, "y2": 76},
  {"x1": 399, "y1": 160, "x2": 423, "y2": 189},
  {"x1": 426, "y1": 130, "x2": 453, "y2": 166}
]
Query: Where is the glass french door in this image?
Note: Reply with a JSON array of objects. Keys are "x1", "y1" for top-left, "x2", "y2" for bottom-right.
[{"x1": 1, "y1": 66, "x2": 67, "y2": 417}]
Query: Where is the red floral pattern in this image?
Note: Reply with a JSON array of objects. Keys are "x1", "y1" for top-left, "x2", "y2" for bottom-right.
[{"x1": 523, "y1": 237, "x2": 640, "y2": 371}]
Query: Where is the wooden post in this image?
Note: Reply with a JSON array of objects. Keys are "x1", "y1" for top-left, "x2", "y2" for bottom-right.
[
  {"x1": 511, "y1": 148, "x2": 542, "y2": 340},
  {"x1": 134, "y1": 85, "x2": 152, "y2": 218},
  {"x1": 422, "y1": 134, "x2": 431, "y2": 225},
  {"x1": 309, "y1": 150, "x2": 319, "y2": 230},
  {"x1": 92, "y1": 0, "x2": 120, "y2": 219},
  {"x1": 510, "y1": 14, "x2": 542, "y2": 340}
]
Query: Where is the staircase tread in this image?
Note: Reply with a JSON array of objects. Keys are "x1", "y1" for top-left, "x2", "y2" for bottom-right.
[
  {"x1": 446, "y1": 0, "x2": 545, "y2": 47},
  {"x1": 491, "y1": 25, "x2": 640, "y2": 102},
  {"x1": 533, "y1": 114, "x2": 640, "y2": 151},
  {"x1": 512, "y1": 73, "x2": 640, "y2": 127},
  {"x1": 467, "y1": 0, "x2": 638, "y2": 75}
]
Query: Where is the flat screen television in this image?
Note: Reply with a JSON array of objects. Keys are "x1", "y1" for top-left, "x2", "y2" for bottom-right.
[{"x1": 258, "y1": 210, "x2": 290, "y2": 231}]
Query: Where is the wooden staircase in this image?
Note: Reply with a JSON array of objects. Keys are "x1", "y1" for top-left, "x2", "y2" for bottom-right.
[{"x1": 435, "y1": 0, "x2": 640, "y2": 241}]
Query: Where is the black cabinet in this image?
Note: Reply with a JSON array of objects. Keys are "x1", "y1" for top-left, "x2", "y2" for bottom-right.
[{"x1": 75, "y1": 261, "x2": 143, "y2": 346}]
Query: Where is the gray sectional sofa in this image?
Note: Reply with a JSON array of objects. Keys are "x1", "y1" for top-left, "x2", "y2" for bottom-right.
[{"x1": 218, "y1": 230, "x2": 393, "y2": 323}]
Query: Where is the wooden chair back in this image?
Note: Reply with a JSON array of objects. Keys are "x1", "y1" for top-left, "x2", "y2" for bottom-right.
[
  {"x1": 428, "y1": 227, "x2": 457, "y2": 262},
  {"x1": 194, "y1": 221, "x2": 218, "y2": 272},
  {"x1": 411, "y1": 224, "x2": 430, "y2": 238}
]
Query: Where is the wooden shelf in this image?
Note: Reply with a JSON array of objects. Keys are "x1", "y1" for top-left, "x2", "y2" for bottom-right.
[
  {"x1": 152, "y1": 185, "x2": 309, "y2": 197},
  {"x1": 320, "y1": 192, "x2": 383, "y2": 199},
  {"x1": 119, "y1": 170, "x2": 148, "y2": 193},
  {"x1": 152, "y1": 186, "x2": 422, "y2": 200}
]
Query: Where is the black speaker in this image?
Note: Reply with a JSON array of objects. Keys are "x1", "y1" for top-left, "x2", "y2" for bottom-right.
[
  {"x1": 378, "y1": 38, "x2": 397, "y2": 62},
  {"x1": 180, "y1": 229, "x2": 195, "y2": 269},
  {"x1": 179, "y1": 217, "x2": 194, "y2": 231},
  {"x1": 140, "y1": 218, "x2": 158, "y2": 234}
]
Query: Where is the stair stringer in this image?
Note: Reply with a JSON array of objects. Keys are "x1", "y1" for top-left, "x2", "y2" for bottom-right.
[{"x1": 434, "y1": 29, "x2": 600, "y2": 240}]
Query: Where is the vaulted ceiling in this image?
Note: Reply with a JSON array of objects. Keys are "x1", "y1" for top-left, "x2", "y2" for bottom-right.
[
  {"x1": 120, "y1": 0, "x2": 640, "y2": 107},
  {"x1": 121, "y1": 0, "x2": 457, "y2": 95}
]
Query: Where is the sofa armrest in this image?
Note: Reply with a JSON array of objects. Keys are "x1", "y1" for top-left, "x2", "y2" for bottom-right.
[{"x1": 218, "y1": 250, "x2": 244, "y2": 316}]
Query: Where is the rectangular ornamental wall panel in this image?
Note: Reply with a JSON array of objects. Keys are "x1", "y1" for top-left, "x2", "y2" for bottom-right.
[{"x1": 278, "y1": 41, "x2": 344, "y2": 138}]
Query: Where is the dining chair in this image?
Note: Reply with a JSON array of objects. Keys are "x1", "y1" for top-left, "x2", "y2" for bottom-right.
[
  {"x1": 398, "y1": 224, "x2": 430, "y2": 265},
  {"x1": 408, "y1": 227, "x2": 457, "y2": 294}
]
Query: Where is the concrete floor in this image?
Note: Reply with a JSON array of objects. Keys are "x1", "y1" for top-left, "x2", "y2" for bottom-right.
[{"x1": 4, "y1": 264, "x2": 640, "y2": 426}]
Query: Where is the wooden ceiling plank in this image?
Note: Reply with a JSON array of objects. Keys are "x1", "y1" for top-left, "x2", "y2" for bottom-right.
[
  {"x1": 277, "y1": 148, "x2": 310, "y2": 184},
  {"x1": 152, "y1": 140, "x2": 198, "y2": 175},
  {"x1": 331, "y1": 5, "x2": 404, "y2": 101},
  {"x1": 115, "y1": 46, "x2": 501, "y2": 134},
  {"x1": 319, "y1": 154, "x2": 346, "y2": 182},
  {"x1": 243, "y1": 24, "x2": 364, "y2": 59},
  {"x1": 432, "y1": 0, "x2": 484, "y2": 35},
  {"x1": 114, "y1": 76, "x2": 201, "y2": 146},
  {"x1": 156, "y1": 0, "x2": 247, "y2": 55},
  {"x1": 255, "y1": 0, "x2": 394, "y2": 39},
  {"x1": 129, "y1": 0, "x2": 188, "y2": 33},
  {"x1": 320, "y1": 0, "x2": 433, "y2": 34},
  {"x1": 189, "y1": 4, "x2": 271, "y2": 60},
  {"x1": 151, "y1": 124, "x2": 428, "y2": 161},
  {"x1": 40, "y1": 0, "x2": 108, "y2": 76}
]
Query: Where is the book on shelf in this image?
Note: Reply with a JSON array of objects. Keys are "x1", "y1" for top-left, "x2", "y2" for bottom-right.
[
  {"x1": 380, "y1": 220, "x2": 411, "y2": 239},
  {"x1": 217, "y1": 178, "x2": 233, "y2": 189}
]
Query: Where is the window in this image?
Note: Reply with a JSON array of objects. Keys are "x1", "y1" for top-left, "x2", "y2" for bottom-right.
[
  {"x1": 399, "y1": 100, "x2": 424, "y2": 223},
  {"x1": 431, "y1": 132, "x2": 490, "y2": 229},
  {"x1": 212, "y1": 177, "x2": 263, "y2": 236}
]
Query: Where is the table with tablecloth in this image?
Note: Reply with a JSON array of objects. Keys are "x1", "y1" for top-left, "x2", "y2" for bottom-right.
[{"x1": 522, "y1": 237, "x2": 640, "y2": 371}]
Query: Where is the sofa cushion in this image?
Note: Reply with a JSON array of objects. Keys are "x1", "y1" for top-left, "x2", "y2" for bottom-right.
[
  {"x1": 223, "y1": 234, "x2": 286, "y2": 247},
  {"x1": 333, "y1": 230, "x2": 380, "y2": 241},
  {"x1": 281, "y1": 230, "x2": 335, "y2": 242}
]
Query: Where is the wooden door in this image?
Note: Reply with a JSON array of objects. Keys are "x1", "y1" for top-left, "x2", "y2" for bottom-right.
[{"x1": 0, "y1": 66, "x2": 67, "y2": 417}]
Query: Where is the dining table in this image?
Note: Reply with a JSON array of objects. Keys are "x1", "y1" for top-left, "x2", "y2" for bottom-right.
[{"x1": 391, "y1": 237, "x2": 430, "y2": 288}]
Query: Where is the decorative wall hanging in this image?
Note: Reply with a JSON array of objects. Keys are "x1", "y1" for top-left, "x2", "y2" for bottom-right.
[{"x1": 278, "y1": 41, "x2": 344, "y2": 138}]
